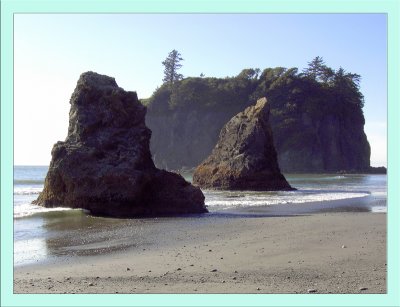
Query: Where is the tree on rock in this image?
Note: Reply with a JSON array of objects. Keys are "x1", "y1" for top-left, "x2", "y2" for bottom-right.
[
  {"x1": 162, "y1": 49, "x2": 184, "y2": 85},
  {"x1": 303, "y1": 56, "x2": 334, "y2": 83}
]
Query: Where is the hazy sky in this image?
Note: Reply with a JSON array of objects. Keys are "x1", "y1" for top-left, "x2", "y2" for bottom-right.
[{"x1": 14, "y1": 14, "x2": 387, "y2": 166}]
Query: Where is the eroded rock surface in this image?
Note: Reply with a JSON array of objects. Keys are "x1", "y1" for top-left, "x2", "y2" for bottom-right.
[
  {"x1": 193, "y1": 98, "x2": 293, "y2": 191},
  {"x1": 34, "y1": 72, "x2": 206, "y2": 217}
]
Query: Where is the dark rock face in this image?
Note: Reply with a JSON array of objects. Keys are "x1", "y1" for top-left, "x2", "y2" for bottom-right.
[
  {"x1": 146, "y1": 107, "x2": 239, "y2": 170},
  {"x1": 34, "y1": 72, "x2": 206, "y2": 217},
  {"x1": 147, "y1": 105, "x2": 371, "y2": 173},
  {"x1": 193, "y1": 98, "x2": 293, "y2": 190},
  {"x1": 274, "y1": 113, "x2": 371, "y2": 173}
]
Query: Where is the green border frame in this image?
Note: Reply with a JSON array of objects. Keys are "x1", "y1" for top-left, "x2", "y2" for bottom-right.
[{"x1": 1, "y1": 0, "x2": 399, "y2": 306}]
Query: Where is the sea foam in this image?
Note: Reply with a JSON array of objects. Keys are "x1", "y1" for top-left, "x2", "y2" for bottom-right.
[
  {"x1": 204, "y1": 190, "x2": 369, "y2": 208},
  {"x1": 14, "y1": 202, "x2": 73, "y2": 218}
]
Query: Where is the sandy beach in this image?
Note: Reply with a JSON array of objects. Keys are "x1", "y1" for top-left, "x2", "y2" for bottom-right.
[{"x1": 14, "y1": 211, "x2": 386, "y2": 294}]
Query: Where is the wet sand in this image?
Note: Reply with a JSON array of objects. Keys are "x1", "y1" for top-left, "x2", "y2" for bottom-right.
[{"x1": 14, "y1": 211, "x2": 386, "y2": 294}]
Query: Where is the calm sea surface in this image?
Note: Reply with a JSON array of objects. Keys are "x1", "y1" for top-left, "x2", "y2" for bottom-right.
[{"x1": 13, "y1": 166, "x2": 387, "y2": 266}]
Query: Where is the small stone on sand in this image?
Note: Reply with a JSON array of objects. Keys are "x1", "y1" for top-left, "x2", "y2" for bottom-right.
[{"x1": 308, "y1": 289, "x2": 317, "y2": 293}]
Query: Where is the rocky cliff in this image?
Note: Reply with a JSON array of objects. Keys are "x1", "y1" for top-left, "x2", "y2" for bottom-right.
[
  {"x1": 193, "y1": 98, "x2": 293, "y2": 190},
  {"x1": 145, "y1": 67, "x2": 371, "y2": 173},
  {"x1": 146, "y1": 106, "x2": 242, "y2": 170},
  {"x1": 34, "y1": 72, "x2": 207, "y2": 217}
]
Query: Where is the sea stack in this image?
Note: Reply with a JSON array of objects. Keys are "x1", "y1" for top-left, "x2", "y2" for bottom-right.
[
  {"x1": 34, "y1": 72, "x2": 207, "y2": 217},
  {"x1": 193, "y1": 97, "x2": 293, "y2": 191}
]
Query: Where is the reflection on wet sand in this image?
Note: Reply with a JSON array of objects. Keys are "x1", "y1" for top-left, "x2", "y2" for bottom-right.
[{"x1": 42, "y1": 211, "x2": 149, "y2": 258}]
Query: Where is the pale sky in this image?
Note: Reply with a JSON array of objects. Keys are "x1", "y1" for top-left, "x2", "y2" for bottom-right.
[{"x1": 14, "y1": 14, "x2": 387, "y2": 167}]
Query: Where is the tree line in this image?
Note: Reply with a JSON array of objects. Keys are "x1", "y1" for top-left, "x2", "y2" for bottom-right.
[{"x1": 155, "y1": 50, "x2": 365, "y2": 126}]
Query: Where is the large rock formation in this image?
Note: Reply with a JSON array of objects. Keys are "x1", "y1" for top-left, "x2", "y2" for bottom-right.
[
  {"x1": 193, "y1": 98, "x2": 293, "y2": 190},
  {"x1": 34, "y1": 72, "x2": 207, "y2": 217},
  {"x1": 145, "y1": 70, "x2": 372, "y2": 173}
]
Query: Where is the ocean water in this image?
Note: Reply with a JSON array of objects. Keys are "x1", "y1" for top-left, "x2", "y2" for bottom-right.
[
  {"x1": 200, "y1": 174, "x2": 387, "y2": 212},
  {"x1": 13, "y1": 166, "x2": 387, "y2": 266}
]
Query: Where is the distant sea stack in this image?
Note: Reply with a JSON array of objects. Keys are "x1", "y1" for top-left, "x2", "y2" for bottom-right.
[
  {"x1": 193, "y1": 98, "x2": 294, "y2": 191},
  {"x1": 34, "y1": 72, "x2": 207, "y2": 217},
  {"x1": 145, "y1": 67, "x2": 372, "y2": 173}
]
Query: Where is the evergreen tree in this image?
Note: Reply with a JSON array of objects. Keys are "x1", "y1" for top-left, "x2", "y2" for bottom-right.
[
  {"x1": 162, "y1": 49, "x2": 184, "y2": 85},
  {"x1": 333, "y1": 67, "x2": 364, "y2": 108},
  {"x1": 303, "y1": 56, "x2": 333, "y2": 83}
]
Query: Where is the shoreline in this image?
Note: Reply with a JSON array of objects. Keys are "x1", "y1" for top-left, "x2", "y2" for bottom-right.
[{"x1": 14, "y1": 210, "x2": 386, "y2": 294}]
